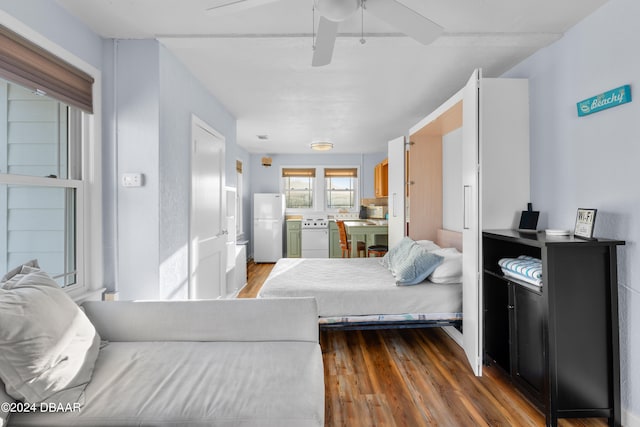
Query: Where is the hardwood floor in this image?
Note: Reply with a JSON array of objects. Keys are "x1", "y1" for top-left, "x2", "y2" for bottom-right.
[{"x1": 239, "y1": 260, "x2": 608, "y2": 427}]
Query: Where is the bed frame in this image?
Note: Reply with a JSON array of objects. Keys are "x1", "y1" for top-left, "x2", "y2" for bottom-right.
[
  {"x1": 320, "y1": 318, "x2": 462, "y2": 331},
  {"x1": 319, "y1": 229, "x2": 463, "y2": 331}
]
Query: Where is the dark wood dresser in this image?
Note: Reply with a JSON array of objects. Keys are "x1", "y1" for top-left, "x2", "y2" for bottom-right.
[{"x1": 482, "y1": 229, "x2": 624, "y2": 427}]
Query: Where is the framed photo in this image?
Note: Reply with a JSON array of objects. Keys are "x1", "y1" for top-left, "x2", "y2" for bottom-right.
[{"x1": 574, "y1": 208, "x2": 597, "y2": 239}]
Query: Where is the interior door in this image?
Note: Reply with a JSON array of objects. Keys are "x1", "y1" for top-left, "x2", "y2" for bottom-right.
[
  {"x1": 387, "y1": 136, "x2": 406, "y2": 248},
  {"x1": 190, "y1": 117, "x2": 226, "y2": 300},
  {"x1": 462, "y1": 69, "x2": 482, "y2": 375}
]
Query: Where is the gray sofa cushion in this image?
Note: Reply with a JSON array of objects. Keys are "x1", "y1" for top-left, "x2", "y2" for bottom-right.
[{"x1": 9, "y1": 341, "x2": 324, "y2": 426}]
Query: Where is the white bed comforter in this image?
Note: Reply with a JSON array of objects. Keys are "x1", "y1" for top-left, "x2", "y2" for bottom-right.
[{"x1": 258, "y1": 258, "x2": 462, "y2": 318}]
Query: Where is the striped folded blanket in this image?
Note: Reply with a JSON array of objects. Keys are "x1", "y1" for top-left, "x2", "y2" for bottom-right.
[{"x1": 498, "y1": 255, "x2": 543, "y2": 287}]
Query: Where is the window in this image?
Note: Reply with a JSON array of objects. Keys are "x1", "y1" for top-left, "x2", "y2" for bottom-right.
[
  {"x1": 0, "y1": 24, "x2": 96, "y2": 292},
  {"x1": 325, "y1": 168, "x2": 358, "y2": 209},
  {"x1": 282, "y1": 168, "x2": 315, "y2": 209},
  {"x1": 0, "y1": 79, "x2": 83, "y2": 287}
]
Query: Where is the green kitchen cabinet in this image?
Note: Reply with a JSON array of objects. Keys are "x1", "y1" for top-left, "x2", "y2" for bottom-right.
[{"x1": 286, "y1": 220, "x2": 301, "y2": 258}]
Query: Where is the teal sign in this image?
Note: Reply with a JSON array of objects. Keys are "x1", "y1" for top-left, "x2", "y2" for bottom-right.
[{"x1": 577, "y1": 85, "x2": 632, "y2": 117}]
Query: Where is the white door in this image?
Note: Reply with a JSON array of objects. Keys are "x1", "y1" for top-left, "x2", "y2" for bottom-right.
[
  {"x1": 190, "y1": 117, "x2": 226, "y2": 300},
  {"x1": 387, "y1": 136, "x2": 406, "y2": 248},
  {"x1": 462, "y1": 69, "x2": 482, "y2": 375}
]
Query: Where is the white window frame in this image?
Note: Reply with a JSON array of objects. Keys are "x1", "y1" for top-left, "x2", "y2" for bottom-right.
[
  {"x1": 281, "y1": 166, "x2": 317, "y2": 213},
  {"x1": 280, "y1": 165, "x2": 360, "y2": 214},
  {"x1": 324, "y1": 168, "x2": 360, "y2": 212},
  {"x1": 0, "y1": 13, "x2": 103, "y2": 301}
]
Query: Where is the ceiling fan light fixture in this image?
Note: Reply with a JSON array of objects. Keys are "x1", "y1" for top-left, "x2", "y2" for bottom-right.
[
  {"x1": 310, "y1": 141, "x2": 334, "y2": 151},
  {"x1": 314, "y1": 0, "x2": 360, "y2": 22}
]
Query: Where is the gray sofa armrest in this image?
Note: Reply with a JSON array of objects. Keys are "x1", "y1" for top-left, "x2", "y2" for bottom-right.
[{"x1": 82, "y1": 297, "x2": 318, "y2": 343}]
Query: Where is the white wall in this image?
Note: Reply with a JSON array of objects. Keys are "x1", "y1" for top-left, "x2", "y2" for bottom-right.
[
  {"x1": 112, "y1": 40, "x2": 161, "y2": 301},
  {"x1": 503, "y1": 0, "x2": 640, "y2": 420},
  {"x1": 157, "y1": 45, "x2": 240, "y2": 300},
  {"x1": 101, "y1": 39, "x2": 241, "y2": 300}
]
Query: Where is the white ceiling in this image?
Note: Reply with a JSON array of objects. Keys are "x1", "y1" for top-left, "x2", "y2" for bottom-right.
[{"x1": 57, "y1": 0, "x2": 609, "y2": 154}]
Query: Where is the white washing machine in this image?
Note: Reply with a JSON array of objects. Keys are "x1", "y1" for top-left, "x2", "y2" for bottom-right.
[{"x1": 301, "y1": 216, "x2": 329, "y2": 258}]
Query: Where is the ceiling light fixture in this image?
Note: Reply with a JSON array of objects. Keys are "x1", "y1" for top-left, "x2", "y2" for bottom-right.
[
  {"x1": 257, "y1": 134, "x2": 269, "y2": 140},
  {"x1": 314, "y1": 0, "x2": 360, "y2": 22},
  {"x1": 310, "y1": 141, "x2": 334, "y2": 151}
]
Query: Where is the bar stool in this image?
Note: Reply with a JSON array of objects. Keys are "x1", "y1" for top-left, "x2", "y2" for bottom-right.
[{"x1": 367, "y1": 245, "x2": 388, "y2": 257}]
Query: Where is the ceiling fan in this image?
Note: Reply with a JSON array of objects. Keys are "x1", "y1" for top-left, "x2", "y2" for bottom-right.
[{"x1": 206, "y1": 0, "x2": 443, "y2": 67}]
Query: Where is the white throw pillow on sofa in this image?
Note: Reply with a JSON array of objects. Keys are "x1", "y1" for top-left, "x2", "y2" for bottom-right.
[{"x1": 0, "y1": 266, "x2": 101, "y2": 405}]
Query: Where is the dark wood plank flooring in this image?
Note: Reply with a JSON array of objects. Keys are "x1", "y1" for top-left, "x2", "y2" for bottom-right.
[{"x1": 239, "y1": 260, "x2": 607, "y2": 427}]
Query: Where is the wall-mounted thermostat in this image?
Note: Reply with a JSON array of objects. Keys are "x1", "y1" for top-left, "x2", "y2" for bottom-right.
[{"x1": 122, "y1": 173, "x2": 144, "y2": 187}]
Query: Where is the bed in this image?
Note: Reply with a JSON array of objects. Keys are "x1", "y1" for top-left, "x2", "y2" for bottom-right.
[{"x1": 258, "y1": 230, "x2": 463, "y2": 330}]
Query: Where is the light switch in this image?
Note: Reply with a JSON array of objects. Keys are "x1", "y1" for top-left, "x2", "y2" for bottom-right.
[{"x1": 122, "y1": 173, "x2": 144, "y2": 187}]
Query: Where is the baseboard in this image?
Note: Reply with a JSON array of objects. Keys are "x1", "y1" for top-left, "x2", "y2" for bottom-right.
[
  {"x1": 441, "y1": 325, "x2": 463, "y2": 347},
  {"x1": 624, "y1": 408, "x2": 640, "y2": 427}
]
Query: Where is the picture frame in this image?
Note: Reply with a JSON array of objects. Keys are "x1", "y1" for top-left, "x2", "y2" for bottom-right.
[{"x1": 574, "y1": 208, "x2": 597, "y2": 239}]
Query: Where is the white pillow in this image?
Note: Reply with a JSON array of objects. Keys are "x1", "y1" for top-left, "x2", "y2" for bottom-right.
[
  {"x1": 0, "y1": 266, "x2": 101, "y2": 405},
  {"x1": 0, "y1": 259, "x2": 39, "y2": 283},
  {"x1": 415, "y1": 240, "x2": 441, "y2": 252},
  {"x1": 428, "y1": 248, "x2": 462, "y2": 284}
]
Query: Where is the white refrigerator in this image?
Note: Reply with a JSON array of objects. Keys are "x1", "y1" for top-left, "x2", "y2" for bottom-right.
[{"x1": 253, "y1": 193, "x2": 285, "y2": 263}]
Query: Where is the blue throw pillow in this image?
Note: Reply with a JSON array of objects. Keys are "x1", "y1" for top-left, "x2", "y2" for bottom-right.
[
  {"x1": 394, "y1": 243, "x2": 444, "y2": 286},
  {"x1": 380, "y1": 236, "x2": 414, "y2": 271}
]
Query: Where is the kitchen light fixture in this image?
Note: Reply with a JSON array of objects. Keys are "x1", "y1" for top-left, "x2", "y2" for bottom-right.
[{"x1": 310, "y1": 141, "x2": 333, "y2": 151}]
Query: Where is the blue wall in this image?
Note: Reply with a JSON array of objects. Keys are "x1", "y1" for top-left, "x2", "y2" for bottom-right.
[
  {"x1": 250, "y1": 152, "x2": 387, "y2": 196},
  {"x1": 101, "y1": 39, "x2": 242, "y2": 300},
  {"x1": 503, "y1": 0, "x2": 640, "y2": 419}
]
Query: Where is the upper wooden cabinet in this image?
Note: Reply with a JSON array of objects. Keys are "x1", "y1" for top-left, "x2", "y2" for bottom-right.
[{"x1": 374, "y1": 158, "x2": 388, "y2": 198}]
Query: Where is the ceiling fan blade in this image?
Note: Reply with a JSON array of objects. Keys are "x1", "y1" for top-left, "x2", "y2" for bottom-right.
[
  {"x1": 205, "y1": 0, "x2": 279, "y2": 16},
  {"x1": 312, "y1": 17, "x2": 339, "y2": 67},
  {"x1": 365, "y1": 0, "x2": 443, "y2": 45}
]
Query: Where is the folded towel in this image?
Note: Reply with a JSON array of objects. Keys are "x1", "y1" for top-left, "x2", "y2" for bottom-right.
[{"x1": 498, "y1": 255, "x2": 543, "y2": 285}]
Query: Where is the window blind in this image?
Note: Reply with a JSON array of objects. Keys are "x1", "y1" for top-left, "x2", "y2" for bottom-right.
[
  {"x1": 324, "y1": 168, "x2": 358, "y2": 178},
  {"x1": 0, "y1": 25, "x2": 94, "y2": 113},
  {"x1": 282, "y1": 168, "x2": 316, "y2": 177}
]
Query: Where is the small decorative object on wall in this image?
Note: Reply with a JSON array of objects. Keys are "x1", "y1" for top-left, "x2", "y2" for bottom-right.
[
  {"x1": 577, "y1": 85, "x2": 631, "y2": 117},
  {"x1": 574, "y1": 208, "x2": 597, "y2": 239},
  {"x1": 261, "y1": 156, "x2": 272, "y2": 167}
]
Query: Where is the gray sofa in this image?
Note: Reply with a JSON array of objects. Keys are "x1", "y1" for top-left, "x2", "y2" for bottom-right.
[{"x1": 3, "y1": 298, "x2": 324, "y2": 427}]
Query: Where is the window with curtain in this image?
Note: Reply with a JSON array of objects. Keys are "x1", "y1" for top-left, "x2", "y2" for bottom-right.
[
  {"x1": 0, "y1": 25, "x2": 93, "y2": 289},
  {"x1": 282, "y1": 168, "x2": 315, "y2": 209},
  {"x1": 325, "y1": 168, "x2": 358, "y2": 209}
]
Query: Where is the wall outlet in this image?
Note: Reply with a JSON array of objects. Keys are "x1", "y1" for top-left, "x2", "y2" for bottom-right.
[{"x1": 122, "y1": 173, "x2": 144, "y2": 187}]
